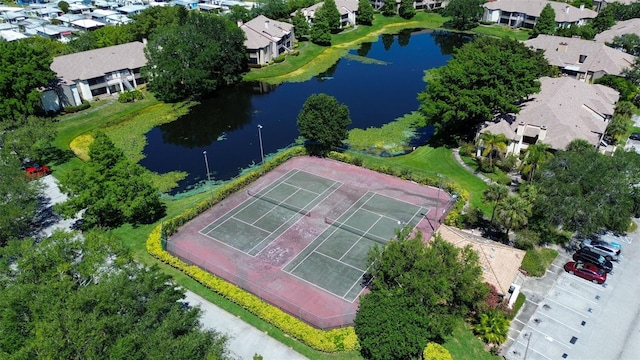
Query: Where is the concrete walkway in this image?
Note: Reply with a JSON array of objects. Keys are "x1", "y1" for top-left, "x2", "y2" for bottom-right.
[
  {"x1": 183, "y1": 291, "x2": 308, "y2": 360},
  {"x1": 451, "y1": 148, "x2": 492, "y2": 184}
]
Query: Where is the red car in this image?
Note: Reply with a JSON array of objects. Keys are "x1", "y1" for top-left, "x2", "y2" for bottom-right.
[
  {"x1": 24, "y1": 163, "x2": 51, "y2": 179},
  {"x1": 564, "y1": 261, "x2": 607, "y2": 284}
]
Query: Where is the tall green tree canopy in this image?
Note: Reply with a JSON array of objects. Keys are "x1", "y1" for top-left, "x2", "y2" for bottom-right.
[
  {"x1": 532, "y1": 4, "x2": 556, "y2": 37},
  {"x1": 0, "y1": 150, "x2": 41, "y2": 246},
  {"x1": 143, "y1": 12, "x2": 247, "y2": 102},
  {"x1": 357, "y1": 0, "x2": 374, "y2": 25},
  {"x1": 256, "y1": 0, "x2": 290, "y2": 19},
  {"x1": 130, "y1": 5, "x2": 188, "y2": 41},
  {"x1": 418, "y1": 37, "x2": 552, "y2": 137},
  {"x1": 297, "y1": 93, "x2": 351, "y2": 151},
  {"x1": 443, "y1": 0, "x2": 485, "y2": 30},
  {"x1": 530, "y1": 144, "x2": 640, "y2": 236},
  {"x1": 398, "y1": 0, "x2": 416, "y2": 19},
  {"x1": 291, "y1": 10, "x2": 311, "y2": 39},
  {"x1": 0, "y1": 41, "x2": 57, "y2": 130},
  {"x1": 310, "y1": 17, "x2": 332, "y2": 45},
  {"x1": 381, "y1": 0, "x2": 396, "y2": 17},
  {"x1": 56, "y1": 132, "x2": 165, "y2": 229},
  {"x1": 315, "y1": 0, "x2": 341, "y2": 32},
  {"x1": 354, "y1": 230, "x2": 488, "y2": 360},
  {"x1": 0, "y1": 231, "x2": 230, "y2": 359}
]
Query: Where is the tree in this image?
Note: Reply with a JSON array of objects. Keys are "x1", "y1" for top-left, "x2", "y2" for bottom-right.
[
  {"x1": 0, "y1": 116, "x2": 57, "y2": 164},
  {"x1": 608, "y1": 33, "x2": 640, "y2": 56},
  {"x1": 56, "y1": 132, "x2": 166, "y2": 229},
  {"x1": 58, "y1": 0, "x2": 69, "y2": 13},
  {"x1": 0, "y1": 150, "x2": 40, "y2": 245},
  {"x1": 291, "y1": 10, "x2": 310, "y2": 39},
  {"x1": 483, "y1": 183, "x2": 509, "y2": 226},
  {"x1": 398, "y1": 0, "x2": 416, "y2": 19},
  {"x1": 226, "y1": 5, "x2": 253, "y2": 24},
  {"x1": 606, "y1": 114, "x2": 632, "y2": 143},
  {"x1": 354, "y1": 231, "x2": 488, "y2": 360},
  {"x1": 130, "y1": 5, "x2": 188, "y2": 41},
  {"x1": 474, "y1": 310, "x2": 510, "y2": 345},
  {"x1": 143, "y1": 12, "x2": 247, "y2": 102},
  {"x1": 419, "y1": 37, "x2": 552, "y2": 137},
  {"x1": 0, "y1": 231, "x2": 230, "y2": 358},
  {"x1": 494, "y1": 194, "x2": 532, "y2": 234},
  {"x1": 478, "y1": 132, "x2": 508, "y2": 168},
  {"x1": 530, "y1": 148, "x2": 635, "y2": 236},
  {"x1": 0, "y1": 41, "x2": 57, "y2": 130},
  {"x1": 520, "y1": 142, "x2": 553, "y2": 181},
  {"x1": 381, "y1": 0, "x2": 396, "y2": 17},
  {"x1": 297, "y1": 93, "x2": 351, "y2": 152},
  {"x1": 310, "y1": 18, "x2": 331, "y2": 45},
  {"x1": 315, "y1": 0, "x2": 341, "y2": 32},
  {"x1": 256, "y1": 0, "x2": 290, "y2": 20},
  {"x1": 443, "y1": 0, "x2": 485, "y2": 30},
  {"x1": 591, "y1": 5, "x2": 615, "y2": 33},
  {"x1": 357, "y1": 0, "x2": 374, "y2": 25},
  {"x1": 532, "y1": 4, "x2": 556, "y2": 37}
]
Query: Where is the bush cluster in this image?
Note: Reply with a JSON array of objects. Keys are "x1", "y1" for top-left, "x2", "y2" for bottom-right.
[
  {"x1": 63, "y1": 100, "x2": 90, "y2": 113},
  {"x1": 118, "y1": 90, "x2": 144, "y2": 103}
]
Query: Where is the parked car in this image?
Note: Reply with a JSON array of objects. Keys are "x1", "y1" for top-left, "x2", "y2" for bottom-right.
[
  {"x1": 23, "y1": 162, "x2": 51, "y2": 179},
  {"x1": 564, "y1": 261, "x2": 607, "y2": 284},
  {"x1": 630, "y1": 132, "x2": 640, "y2": 141},
  {"x1": 572, "y1": 248, "x2": 613, "y2": 273},
  {"x1": 581, "y1": 239, "x2": 621, "y2": 261}
]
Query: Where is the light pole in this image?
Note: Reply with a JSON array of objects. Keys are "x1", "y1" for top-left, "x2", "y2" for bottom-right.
[
  {"x1": 203, "y1": 151, "x2": 211, "y2": 183},
  {"x1": 257, "y1": 124, "x2": 265, "y2": 168},
  {"x1": 524, "y1": 332, "x2": 532, "y2": 360}
]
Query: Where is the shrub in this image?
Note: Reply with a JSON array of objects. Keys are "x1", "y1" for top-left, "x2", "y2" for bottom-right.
[
  {"x1": 273, "y1": 54, "x2": 286, "y2": 63},
  {"x1": 63, "y1": 100, "x2": 90, "y2": 113},
  {"x1": 423, "y1": 342, "x2": 453, "y2": 360},
  {"x1": 514, "y1": 229, "x2": 540, "y2": 250},
  {"x1": 118, "y1": 90, "x2": 144, "y2": 103},
  {"x1": 458, "y1": 141, "x2": 476, "y2": 157},
  {"x1": 497, "y1": 154, "x2": 518, "y2": 172}
]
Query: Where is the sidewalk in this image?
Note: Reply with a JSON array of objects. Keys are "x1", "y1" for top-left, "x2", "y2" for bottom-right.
[
  {"x1": 451, "y1": 148, "x2": 492, "y2": 184},
  {"x1": 183, "y1": 291, "x2": 308, "y2": 360}
]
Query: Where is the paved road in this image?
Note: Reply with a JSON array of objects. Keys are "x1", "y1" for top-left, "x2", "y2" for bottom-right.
[
  {"x1": 503, "y1": 224, "x2": 640, "y2": 360},
  {"x1": 183, "y1": 291, "x2": 307, "y2": 360},
  {"x1": 38, "y1": 175, "x2": 307, "y2": 360}
]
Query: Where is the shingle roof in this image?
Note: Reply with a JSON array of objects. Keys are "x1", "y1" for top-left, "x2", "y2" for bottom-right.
[
  {"x1": 524, "y1": 34, "x2": 635, "y2": 76},
  {"x1": 483, "y1": 77, "x2": 619, "y2": 151},
  {"x1": 484, "y1": 0, "x2": 597, "y2": 22},
  {"x1": 292, "y1": 0, "x2": 360, "y2": 17},
  {"x1": 241, "y1": 15, "x2": 293, "y2": 50},
  {"x1": 51, "y1": 41, "x2": 146, "y2": 82},
  {"x1": 594, "y1": 18, "x2": 640, "y2": 44}
]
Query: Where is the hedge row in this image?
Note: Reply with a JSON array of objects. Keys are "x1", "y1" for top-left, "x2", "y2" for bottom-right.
[{"x1": 148, "y1": 146, "x2": 359, "y2": 353}]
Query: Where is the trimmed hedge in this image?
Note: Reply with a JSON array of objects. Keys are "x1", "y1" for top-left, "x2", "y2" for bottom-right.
[
  {"x1": 63, "y1": 100, "x2": 91, "y2": 113},
  {"x1": 148, "y1": 148, "x2": 469, "y2": 353}
]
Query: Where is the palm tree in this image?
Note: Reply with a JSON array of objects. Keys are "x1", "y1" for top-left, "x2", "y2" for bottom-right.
[
  {"x1": 521, "y1": 142, "x2": 553, "y2": 181},
  {"x1": 475, "y1": 310, "x2": 510, "y2": 345},
  {"x1": 494, "y1": 195, "x2": 532, "y2": 235},
  {"x1": 483, "y1": 183, "x2": 509, "y2": 226},
  {"x1": 479, "y1": 132, "x2": 508, "y2": 168},
  {"x1": 566, "y1": 139, "x2": 596, "y2": 155}
]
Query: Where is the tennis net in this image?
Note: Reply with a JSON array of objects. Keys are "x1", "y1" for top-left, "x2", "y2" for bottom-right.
[
  {"x1": 247, "y1": 190, "x2": 311, "y2": 217},
  {"x1": 325, "y1": 217, "x2": 388, "y2": 245}
]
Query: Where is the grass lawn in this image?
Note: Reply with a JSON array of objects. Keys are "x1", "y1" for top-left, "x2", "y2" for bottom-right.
[
  {"x1": 444, "y1": 319, "x2": 500, "y2": 360},
  {"x1": 352, "y1": 146, "x2": 489, "y2": 213},
  {"x1": 520, "y1": 247, "x2": 559, "y2": 277},
  {"x1": 471, "y1": 24, "x2": 531, "y2": 41}
]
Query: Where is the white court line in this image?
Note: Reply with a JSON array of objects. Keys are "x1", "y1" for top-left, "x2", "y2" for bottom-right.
[
  {"x1": 313, "y1": 250, "x2": 365, "y2": 273},
  {"x1": 285, "y1": 266, "x2": 364, "y2": 303},
  {"x1": 339, "y1": 216, "x2": 386, "y2": 262}
]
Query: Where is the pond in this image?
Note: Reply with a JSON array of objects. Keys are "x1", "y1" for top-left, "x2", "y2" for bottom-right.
[{"x1": 139, "y1": 30, "x2": 471, "y2": 194}]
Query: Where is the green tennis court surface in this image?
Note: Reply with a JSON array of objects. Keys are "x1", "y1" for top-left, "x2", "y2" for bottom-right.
[
  {"x1": 283, "y1": 192, "x2": 427, "y2": 302},
  {"x1": 199, "y1": 170, "x2": 342, "y2": 256}
]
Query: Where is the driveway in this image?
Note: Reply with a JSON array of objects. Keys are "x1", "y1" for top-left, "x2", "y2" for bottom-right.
[
  {"x1": 34, "y1": 174, "x2": 81, "y2": 238},
  {"x1": 503, "y1": 225, "x2": 640, "y2": 359}
]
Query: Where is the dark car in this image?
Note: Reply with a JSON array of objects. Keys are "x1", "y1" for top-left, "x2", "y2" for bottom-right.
[
  {"x1": 23, "y1": 161, "x2": 51, "y2": 180},
  {"x1": 573, "y1": 248, "x2": 613, "y2": 273},
  {"x1": 564, "y1": 261, "x2": 607, "y2": 284},
  {"x1": 630, "y1": 133, "x2": 640, "y2": 141},
  {"x1": 581, "y1": 239, "x2": 621, "y2": 261}
]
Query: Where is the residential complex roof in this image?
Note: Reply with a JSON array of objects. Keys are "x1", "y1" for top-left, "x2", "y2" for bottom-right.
[
  {"x1": 524, "y1": 34, "x2": 635, "y2": 76},
  {"x1": 482, "y1": 77, "x2": 619, "y2": 150},
  {"x1": 594, "y1": 18, "x2": 640, "y2": 44},
  {"x1": 51, "y1": 41, "x2": 147, "y2": 82},
  {"x1": 292, "y1": 0, "x2": 359, "y2": 17},
  {"x1": 484, "y1": 0, "x2": 597, "y2": 22},
  {"x1": 241, "y1": 15, "x2": 293, "y2": 50}
]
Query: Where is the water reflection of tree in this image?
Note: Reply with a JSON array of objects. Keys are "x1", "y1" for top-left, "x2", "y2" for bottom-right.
[
  {"x1": 358, "y1": 42, "x2": 373, "y2": 57},
  {"x1": 317, "y1": 60, "x2": 340, "y2": 80},
  {"x1": 158, "y1": 83, "x2": 256, "y2": 148},
  {"x1": 430, "y1": 30, "x2": 472, "y2": 55},
  {"x1": 381, "y1": 34, "x2": 394, "y2": 51},
  {"x1": 398, "y1": 29, "x2": 412, "y2": 47}
]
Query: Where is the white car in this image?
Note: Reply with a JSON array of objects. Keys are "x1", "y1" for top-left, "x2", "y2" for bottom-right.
[{"x1": 581, "y1": 239, "x2": 621, "y2": 261}]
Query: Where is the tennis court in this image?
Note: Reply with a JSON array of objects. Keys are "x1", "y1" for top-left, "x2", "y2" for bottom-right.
[
  {"x1": 200, "y1": 169, "x2": 342, "y2": 256},
  {"x1": 167, "y1": 156, "x2": 451, "y2": 329},
  {"x1": 283, "y1": 192, "x2": 427, "y2": 301}
]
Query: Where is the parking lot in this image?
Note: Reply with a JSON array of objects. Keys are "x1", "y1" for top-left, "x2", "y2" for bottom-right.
[{"x1": 504, "y1": 227, "x2": 640, "y2": 360}]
